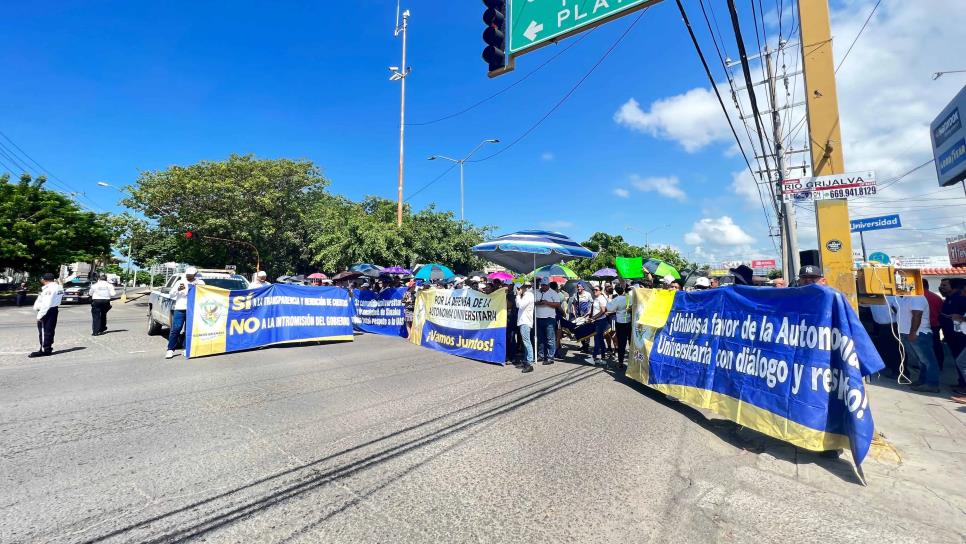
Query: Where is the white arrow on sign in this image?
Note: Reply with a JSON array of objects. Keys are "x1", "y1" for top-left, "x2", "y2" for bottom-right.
[{"x1": 523, "y1": 20, "x2": 544, "y2": 41}]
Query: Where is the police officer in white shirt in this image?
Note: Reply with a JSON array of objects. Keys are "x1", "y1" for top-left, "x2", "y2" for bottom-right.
[
  {"x1": 607, "y1": 285, "x2": 631, "y2": 369},
  {"x1": 89, "y1": 273, "x2": 116, "y2": 336},
  {"x1": 251, "y1": 271, "x2": 271, "y2": 288},
  {"x1": 166, "y1": 267, "x2": 205, "y2": 359},
  {"x1": 30, "y1": 273, "x2": 64, "y2": 357}
]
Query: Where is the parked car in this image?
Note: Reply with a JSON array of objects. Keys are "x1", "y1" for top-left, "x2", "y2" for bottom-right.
[
  {"x1": 62, "y1": 279, "x2": 92, "y2": 304},
  {"x1": 147, "y1": 269, "x2": 250, "y2": 335}
]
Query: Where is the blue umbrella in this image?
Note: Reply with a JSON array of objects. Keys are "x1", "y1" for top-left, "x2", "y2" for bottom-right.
[
  {"x1": 413, "y1": 263, "x2": 455, "y2": 281},
  {"x1": 471, "y1": 230, "x2": 595, "y2": 273},
  {"x1": 349, "y1": 263, "x2": 383, "y2": 277}
]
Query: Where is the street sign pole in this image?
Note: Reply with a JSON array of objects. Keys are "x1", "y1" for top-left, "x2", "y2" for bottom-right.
[{"x1": 859, "y1": 231, "x2": 867, "y2": 262}]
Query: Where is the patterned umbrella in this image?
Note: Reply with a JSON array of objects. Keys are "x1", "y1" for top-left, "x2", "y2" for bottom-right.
[
  {"x1": 643, "y1": 259, "x2": 681, "y2": 280},
  {"x1": 413, "y1": 263, "x2": 455, "y2": 281},
  {"x1": 472, "y1": 230, "x2": 595, "y2": 273}
]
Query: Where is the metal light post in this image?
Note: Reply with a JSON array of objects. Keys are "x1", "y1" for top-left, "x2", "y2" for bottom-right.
[
  {"x1": 428, "y1": 138, "x2": 499, "y2": 221},
  {"x1": 390, "y1": 7, "x2": 412, "y2": 227},
  {"x1": 627, "y1": 224, "x2": 670, "y2": 248}
]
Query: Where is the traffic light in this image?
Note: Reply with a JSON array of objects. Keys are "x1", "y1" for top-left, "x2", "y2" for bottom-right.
[{"x1": 482, "y1": 0, "x2": 506, "y2": 73}]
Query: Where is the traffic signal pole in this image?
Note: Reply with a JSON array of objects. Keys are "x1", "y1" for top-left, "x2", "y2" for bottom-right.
[{"x1": 798, "y1": 0, "x2": 857, "y2": 309}]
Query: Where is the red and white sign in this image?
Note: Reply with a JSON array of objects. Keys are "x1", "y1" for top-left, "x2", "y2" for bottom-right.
[
  {"x1": 948, "y1": 235, "x2": 966, "y2": 267},
  {"x1": 751, "y1": 259, "x2": 777, "y2": 269}
]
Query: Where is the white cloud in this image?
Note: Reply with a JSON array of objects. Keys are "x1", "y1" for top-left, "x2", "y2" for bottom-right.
[
  {"x1": 684, "y1": 216, "x2": 755, "y2": 246},
  {"x1": 614, "y1": 90, "x2": 731, "y2": 152},
  {"x1": 540, "y1": 152, "x2": 554, "y2": 161},
  {"x1": 613, "y1": 188, "x2": 630, "y2": 198},
  {"x1": 629, "y1": 175, "x2": 687, "y2": 201},
  {"x1": 539, "y1": 220, "x2": 574, "y2": 229}
]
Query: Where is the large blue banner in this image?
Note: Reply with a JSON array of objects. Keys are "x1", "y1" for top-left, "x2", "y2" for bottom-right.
[
  {"x1": 352, "y1": 287, "x2": 408, "y2": 337},
  {"x1": 626, "y1": 285, "x2": 884, "y2": 464},
  {"x1": 185, "y1": 284, "x2": 354, "y2": 358}
]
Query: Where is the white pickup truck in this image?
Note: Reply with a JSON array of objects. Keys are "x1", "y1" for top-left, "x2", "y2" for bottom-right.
[{"x1": 146, "y1": 269, "x2": 250, "y2": 335}]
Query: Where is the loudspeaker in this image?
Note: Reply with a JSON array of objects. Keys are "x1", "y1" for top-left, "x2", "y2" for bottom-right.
[{"x1": 799, "y1": 250, "x2": 820, "y2": 267}]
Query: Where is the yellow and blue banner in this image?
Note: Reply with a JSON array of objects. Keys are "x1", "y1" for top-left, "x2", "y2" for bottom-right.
[
  {"x1": 185, "y1": 284, "x2": 354, "y2": 358},
  {"x1": 409, "y1": 287, "x2": 507, "y2": 365},
  {"x1": 627, "y1": 285, "x2": 884, "y2": 464},
  {"x1": 351, "y1": 287, "x2": 408, "y2": 337}
]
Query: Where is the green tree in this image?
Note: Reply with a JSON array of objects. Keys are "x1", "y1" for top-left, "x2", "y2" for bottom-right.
[
  {"x1": 0, "y1": 173, "x2": 113, "y2": 276},
  {"x1": 767, "y1": 268, "x2": 783, "y2": 280},
  {"x1": 122, "y1": 154, "x2": 329, "y2": 275}
]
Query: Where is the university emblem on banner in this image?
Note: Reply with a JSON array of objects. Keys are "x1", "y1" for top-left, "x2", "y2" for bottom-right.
[{"x1": 199, "y1": 297, "x2": 226, "y2": 328}]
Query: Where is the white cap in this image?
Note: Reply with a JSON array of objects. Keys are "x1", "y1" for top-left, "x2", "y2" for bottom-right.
[
  {"x1": 257, "y1": 271, "x2": 267, "y2": 278},
  {"x1": 185, "y1": 266, "x2": 198, "y2": 275},
  {"x1": 661, "y1": 275, "x2": 675, "y2": 284},
  {"x1": 694, "y1": 276, "x2": 711, "y2": 287}
]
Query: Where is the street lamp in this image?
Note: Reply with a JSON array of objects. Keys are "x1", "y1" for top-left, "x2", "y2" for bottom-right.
[
  {"x1": 428, "y1": 138, "x2": 499, "y2": 221},
  {"x1": 626, "y1": 224, "x2": 670, "y2": 248}
]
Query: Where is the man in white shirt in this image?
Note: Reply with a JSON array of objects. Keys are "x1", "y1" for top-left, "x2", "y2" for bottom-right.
[
  {"x1": 30, "y1": 273, "x2": 64, "y2": 358},
  {"x1": 607, "y1": 285, "x2": 631, "y2": 369},
  {"x1": 515, "y1": 282, "x2": 535, "y2": 372},
  {"x1": 251, "y1": 271, "x2": 271, "y2": 288},
  {"x1": 896, "y1": 295, "x2": 940, "y2": 392},
  {"x1": 591, "y1": 286, "x2": 610, "y2": 364},
  {"x1": 534, "y1": 281, "x2": 562, "y2": 364},
  {"x1": 89, "y1": 273, "x2": 117, "y2": 336},
  {"x1": 166, "y1": 267, "x2": 206, "y2": 359}
]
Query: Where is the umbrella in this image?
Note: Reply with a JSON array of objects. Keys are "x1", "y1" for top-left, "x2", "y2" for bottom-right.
[
  {"x1": 487, "y1": 271, "x2": 514, "y2": 281},
  {"x1": 332, "y1": 270, "x2": 364, "y2": 281},
  {"x1": 350, "y1": 263, "x2": 383, "y2": 277},
  {"x1": 382, "y1": 266, "x2": 412, "y2": 276},
  {"x1": 307, "y1": 272, "x2": 328, "y2": 280},
  {"x1": 413, "y1": 263, "x2": 455, "y2": 281},
  {"x1": 643, "y1": 259, "x2": 681, "y2": 280},
  {"x1": 471, "y1": 230, "x2": 595, "y2": 273},
  {"x1": 561, "y1": 279, "x2": 593, "y2": 296},
  {"x1": 466, "y1": 270, "x2": 487, "y2": 279},
  {"x1": 533, "y1": 264, "x2": 579, "y2": 281},
  {"x1": 591, "y1": 267, "x2": 618, "y2": 279}
]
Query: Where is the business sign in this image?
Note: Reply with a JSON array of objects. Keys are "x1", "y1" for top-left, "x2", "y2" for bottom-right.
[
  {"x1": 867, "y1": 252, "x2": 890, "y2": 265},
  {"x1": 185, "y1": 284, "x2": 354, "y2": 358},
  {"x1": 625, "y1": 286, "x2": 884, "y2": 464},
  {"x1": 948, "y1": 234, "x2": 966, "y2": 268},
  {"x1": 352, "y1": 287, "x2": 408, "y2": 337},
  {"x1": 931, "y1": 86, "x2": 966, "y2": 187},
  {"x1": 781, "y1": 171, "x2": 877, "y2": 202},
  {"x1": 410, "y1": 287, "x2": 507, "y2": 364},
  {"x1": 751, "y1": 259, "x2": 777, "y2": 270},
  {"x1": 508, "y1": 0, "x2": 655, "y2": 56},
  {"x1": 850, "y1": 214, "x2": 902, "y2": 233}
]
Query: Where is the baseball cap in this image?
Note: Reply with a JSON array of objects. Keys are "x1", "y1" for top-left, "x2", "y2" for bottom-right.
[
  {"x1": 41, "y1": 272, "x2": 56, "y2": 281},
  {"x1": 185, "y1": 266, "x2": 198, "y2": 275},
  {"x1": 661, "y1": 275, "x2": 675, "y2": 284},
  {"x1": 798, "y1": 265, "x2": 823, "y2": 278},
  {"x1": 694, "y1": 276, "x2": 711, "y2": 288},
  {"x1": 257, "y1": 271, "x2": 267, "y2": 278}
]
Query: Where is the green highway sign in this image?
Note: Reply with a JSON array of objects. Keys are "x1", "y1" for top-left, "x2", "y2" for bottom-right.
[{"x1": 508, "y1": 0, "x2": 656, "y2": 56}]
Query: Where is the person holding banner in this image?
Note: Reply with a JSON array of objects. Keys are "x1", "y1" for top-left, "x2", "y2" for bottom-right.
[
  {"x1": 165, "y1": 267, "x2": 205, "y2": 360},
  {"x1": 515, "y1": 281, "x2": 535, "y2": 372},
  {"x1": 607, "y1": 285, "x2": 631, "y2": 370}
]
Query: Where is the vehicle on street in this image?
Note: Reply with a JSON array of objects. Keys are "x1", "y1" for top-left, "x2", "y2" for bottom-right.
[
  {"x1": 147, "y1": 269, "x2": 249, "y2": 335},
  {"x1": 62, "y1": 279, "x2": 92, "y2": 304}
]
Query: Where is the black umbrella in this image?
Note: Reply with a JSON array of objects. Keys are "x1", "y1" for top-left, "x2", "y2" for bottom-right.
[{"x1": 332, "y1": 270, "x2": 364, "y2": 282}]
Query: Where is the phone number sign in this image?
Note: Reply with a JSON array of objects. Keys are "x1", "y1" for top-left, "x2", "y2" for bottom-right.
[{"x1": 781, "y1": 170, "x2": 876, "y2": 202}]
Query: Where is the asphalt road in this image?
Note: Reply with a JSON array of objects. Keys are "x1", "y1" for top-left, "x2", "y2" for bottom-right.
[{"x1": 1, "y1": 300, "x2": 962, "y2": 543}]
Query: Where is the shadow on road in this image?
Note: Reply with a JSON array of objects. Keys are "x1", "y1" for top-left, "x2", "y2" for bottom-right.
[
  {"x1": 51, "y1": 347, "x2": 87, "y2": 355},
  {"x1": 79, "y1": 366, "x2": 600, "y2": 543},
  {"x1": 100, "y1": 329, "x2": 128, "y2": 335}
]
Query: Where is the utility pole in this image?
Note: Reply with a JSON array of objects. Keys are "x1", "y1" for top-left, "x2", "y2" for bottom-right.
[
  {"x1": 799, "y1": 0, "x2": 857, "y2": 309},
  {"x1": 765, "y1": 45, "x2": 800, "y2": 282},
  {"x1": 392, "y1": 8, "x2": 412, "y2": 228}
]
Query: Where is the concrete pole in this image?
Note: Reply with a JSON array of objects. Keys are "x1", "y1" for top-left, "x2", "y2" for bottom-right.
[{"x1": 766, "y1": 46, "x2": 800, "y2": 282}]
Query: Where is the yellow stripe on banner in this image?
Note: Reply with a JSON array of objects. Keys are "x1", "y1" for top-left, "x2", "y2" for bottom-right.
[{"x1": 647, "y1": 383, "x2": 851, "y2": 452}]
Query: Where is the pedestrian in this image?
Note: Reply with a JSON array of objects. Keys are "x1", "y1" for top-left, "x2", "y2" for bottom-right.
[
  {"x1": 516, "y1": 281, "x2": 535, "y2": 373},
  {"x1": 603, "y1": 284, "x2": 616, "y2": 357},
  {"x1": 864, "y1": 295, "x2": 902, "y2": 378},
  {"x1": 165, "y1": 267, "x2": 205, "y2": 360},
  {"x1": 569, "y1": 283, "x2": 593, "y2": 353},
  {"x1": 16, "y1": 282, "x2": 28, "y2": 306},
  {"x1": 730, "y1": 265, "x2": 754, "y2": 286},
  {"x1": 772, "y1": 278, "x2": 787, "y2": 288},
  {"x1": 29, "y1": 273, "x2": 63, "y2": 358},
  {"x1": 607, "y1": 285, "x2": 631, "y2": 370},
  {"x1": 939, "y1": 278, "x2": 966, "y2": 393},
  {"x1": 895, "y1": 293, "x2": 941, "y2": 393},
  {"x1": 660, "y1": 275, "x2": 677, "y2": 289},
  {"x1": 251, "y1": 271, "x2": 271, "y2": 288},
  {"x1": 534, "y1": 280, "x2": 562, "y2": 364},
  {"x1": 922, "y1": 279, "x2": 945, "y2": 369},
  {"x1": 590, "y1": 285, "x2": 610, "y2": 365},
  {"x1": 797, "y1": 265, "x2": 828, "y2": 286},
  {"x1": 89, "y1": 273, "x2": 116, "y2": 336},
  {"x1": 692, "y1": 276, "x2": 711, "y2": 290},
  {"x1": 550, "y1": 281, "x2": 566, "y2": 355}
]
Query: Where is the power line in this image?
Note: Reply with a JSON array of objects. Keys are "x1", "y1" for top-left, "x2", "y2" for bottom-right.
[
  {"x1": 407, "y1": 29, "x2": 594, "y2": 127},
  {"x1": 0, "y1": 129, "x2": 103, "y2": 211},
  {"x1": 404, "y1": 163, "x2": 458, "y2": 202},
  {"x1": 835, "y1": 0, "x2": 882, "y2": 73},
  {"x1": 469, "y1": 8, "x2": 649, "y2": 164}
]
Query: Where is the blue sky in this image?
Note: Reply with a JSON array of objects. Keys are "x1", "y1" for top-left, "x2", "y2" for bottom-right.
[{"x1": 1, "y1": 1, "x2": 963, "y2": 264}]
